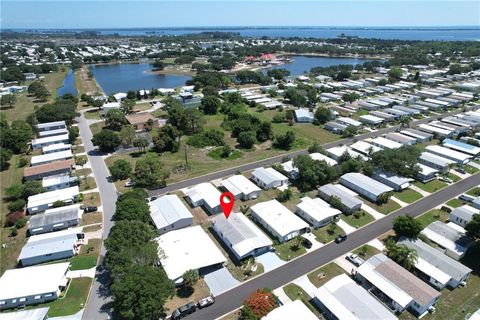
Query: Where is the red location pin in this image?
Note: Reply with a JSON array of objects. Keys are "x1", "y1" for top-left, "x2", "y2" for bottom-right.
[{"x1": 220, "y1": 192, "x2": 235, "y2": 219}]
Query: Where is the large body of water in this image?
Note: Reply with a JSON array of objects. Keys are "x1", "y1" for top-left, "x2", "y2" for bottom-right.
[
  {"x1": 263, "y1": 55, "x2": 372, "y2": 76},
  {"x1": 88, "y1": 63, "x2": 192, "y2": 95},
  {"x1": 92, "y1": 27, "x2": 480, "y2": 41},
  {"x1": 57, "y1": 69, "x2": 77, "y2": 97}
]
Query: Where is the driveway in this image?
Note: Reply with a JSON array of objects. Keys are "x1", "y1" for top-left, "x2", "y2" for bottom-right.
[
  {"x1": 204, "y1": 267, "x2": 239, "y2": 296},
  {"x1": 256, "y1": 252, "x2": 285, "y2": 272}
]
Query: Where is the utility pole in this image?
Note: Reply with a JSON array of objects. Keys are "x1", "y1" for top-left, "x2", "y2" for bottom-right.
[{"x1": 184, "y1": 145, "x2": 188, "y2": 166}]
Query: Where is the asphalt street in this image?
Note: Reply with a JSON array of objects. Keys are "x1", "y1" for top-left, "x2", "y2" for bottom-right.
[
  {"x1": 188, "y1": 173, "x2": 480, "y2": 320},
  {"x1": 149, "y1": 109, "x2": 465, "y2": 197}
]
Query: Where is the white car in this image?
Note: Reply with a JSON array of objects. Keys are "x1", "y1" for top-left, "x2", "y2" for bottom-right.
[
  {"x1": 197, "y1": 295, "x2": 215, "y2": 309},
  {"x1": 346, "y1": 253, "x2": 364, "y2": 266},
  {"x1": 124, "y1": 180, "x2": 135, "y2": 187}
]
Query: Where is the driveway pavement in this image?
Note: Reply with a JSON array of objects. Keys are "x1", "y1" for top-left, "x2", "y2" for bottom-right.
[
  {"x1": 204, "y1": 267, "x2": 240, "y2": 296},
  {"x1": 256, "y1": 252, "x2": 285, "y2": 272}
]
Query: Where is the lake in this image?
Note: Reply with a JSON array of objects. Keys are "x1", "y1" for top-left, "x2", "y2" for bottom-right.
[
  {"x1": 88, "y1": 63, "x2": 192, "y2": 95},
  {"x1": 262, "y1": 55, "x2": 372, "y2": 76},
  {"x1": 57, "y1": 69, "x2": 77, "y2": 97}
]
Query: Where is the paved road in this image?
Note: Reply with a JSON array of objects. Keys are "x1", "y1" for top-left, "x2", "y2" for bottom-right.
[
  {"x1": 188, "y1": 173, "x2": 480, "y2": 320},
  {"x1": 77, "y1": 111, "x2": 118, "y2": 320},
  {"x1": 149, "y1": 109, "x2": 464, "y2": 197}
]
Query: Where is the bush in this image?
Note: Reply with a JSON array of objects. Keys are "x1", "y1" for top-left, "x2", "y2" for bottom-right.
[
  {"x1": 18, "y1": 157, "x2": 29, "y2": 168},
  {"x1": 109, "y1": 159, "x2": 132, "y2": 181},
  {"x1": 15, "y1": 217, "x2": 28, "y2": 229},
  {"x1": 10, "y1": 227, "x2": 18, "y2": 237},
  {"x1": 8, "y1": 199, "x2": 26, "y2": 212},
  {"x1": 276, "y1": 189, "x2": 293, "y2": 202},
  {"x1": 186, "y1": 129, "x2": 224, "y2": 148},
  {"x1": 6, "y1": 211, "x2": 25, "y2": 227}
]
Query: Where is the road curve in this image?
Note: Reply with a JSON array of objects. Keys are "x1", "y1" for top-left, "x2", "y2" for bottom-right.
[{"x1": 188, "y1": 173, "x2": 480, "y2": 320}]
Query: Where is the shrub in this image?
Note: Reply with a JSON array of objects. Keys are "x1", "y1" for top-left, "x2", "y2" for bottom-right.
[
  {"x1": 8, "y1": 199, "x2": 26, "y2": 212},
  {"x1": 10, "y1": 227, "x2": 18, "y2": 237},
  {"x1": 18, "y1": 157, "x2": 29, "y2": 168},
  {"x1": 6, "y1": 211, "x2": 25, "y2": 227},
  {"x1": 15, "y1": 217, "x2": 28, "y2": 229}
]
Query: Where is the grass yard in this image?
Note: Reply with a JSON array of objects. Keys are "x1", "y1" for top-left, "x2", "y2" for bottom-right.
[
  {"x1": 446, "y1": 198, "x2": 467, "y2": 208},
  {"x1": 395, "y1": 188, "x2": 423, "y2": 204},
  {"x1": 89, "y1": 121, "x2": 105, "y2": 135},
  {"x1": 79, "y1": 177, "x2": 97, "y2": 192},
  {"x1": 47, "y1": 278, "x2": 93, "y2": 317},
  {"x1": 362, "y1": 198, "x2": 401, "y2": 215},
  {"x1": 311, "y1": 224, "x2": 345, "y2": 244},
  {"x1": 464, "y1": 165, "x2": 479, "y2": 174},
  {"x1": 72, "y1": 145, "x2": 85, "y2": 154},
  {"x1": 70, "y1": 239, "x2": 100, "y2": 271},
  {"x1": 274, "y1": 240, "x2": 307, "y2": 261},
  {"x1": 307, "y1": 263, "x2": 345, "y2": 288},
  {"x1": 81, "y1": 212, "x2": 103, "y2": 226},
  {"x1": 82, "y1": 192, "x2": 101, "y2": 207},
  {"x1": 466, "y1": 187, "x2": 480, "y2": 197},
  {"x1": 341, "y1": 210, "x2": 375, "y2": 228},
  {"x1": 415, "y1": 209, "x2": 450, "y2": 229},
  {"x1": 83, "y1": 225, "x2": 102, "y2": 233},
  {"x1": 352, "y1": 244, "x2": 381, "y2": 261},
  {"x1": 282, "y1": 284, "x2": 325, "y2": 319},
  {"x1": 413, "y1": 180, "x2": 448, "y2": 193},
  {"x1": 84, "y1": 109, "x2": 101, "y2": 120},
  {"x1": 445, "y1": 172, "x2": 461, "y2": 183},
  {"x1": 164, "y1": 278, "x2": 210, "y2": 314},
  {"x1": 207, "y1": 148, "x2": 243, "y2": 160}
]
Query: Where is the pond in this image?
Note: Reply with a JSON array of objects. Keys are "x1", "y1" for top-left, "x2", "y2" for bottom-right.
[
  {"x1": 57, "y1": 69, "x2": 77, "y2": 97},
  {"x1": 262, "y1": 55, "x2": 373, "y2": 76},
  {"x1": 88, "y1": 63, "x2": 192, "y2": 95}
]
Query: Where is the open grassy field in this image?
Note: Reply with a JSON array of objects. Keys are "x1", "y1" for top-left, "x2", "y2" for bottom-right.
[
  {"x1": 395, "y1": 188, "x2": 423, "y2": 204},
  {"x1": 307, "y1": 263, "x2": 345, "y2": 287},
  {"x1": 75, "y1": 66, "x2": 102, "y2": 96}
]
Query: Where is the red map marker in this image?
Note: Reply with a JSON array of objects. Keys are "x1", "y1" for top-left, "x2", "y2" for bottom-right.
[{"x1": 220, "y1": 192, "x2": 235, "y2": 219}]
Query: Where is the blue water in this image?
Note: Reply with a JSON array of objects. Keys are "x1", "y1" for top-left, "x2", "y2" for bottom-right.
[
  {"x1": 57, "y1": 69, "x2": 77, "y2": 97},
  {"x1": 93, "y1": 27, "x2": 480, "y2": 41},
  {"x1": 88, "y1": 63, "x2": 192, "y2": 95},
  {"x1": 263, "y1": 55, "x2": 372, "y2": 76}
]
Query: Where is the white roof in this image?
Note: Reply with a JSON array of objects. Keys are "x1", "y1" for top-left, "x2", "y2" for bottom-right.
[
  {"x1": 32, "y1": 133, "x2": 69, "y2": 146},
  {"x1": 309, "y1": 153, "x2": 338, "y2": 166},
  {"x1": 370, "y1": 137, "x2": 402, "y2": 149},
  {"x1": 326, "y1": 145, "x2": 368, "y2": 161},
  {"x1": 359, "y1": 114, "x2": 384, "y2": 124},
  {"x1": 251, "y1": 200, "x2": 309, "y2": 238},
  {"x1": 418, "y1": 123, "x2": 452, "y2": 136},
  {"x1": 42, "y1": 174, "x2": 72, "y2": 188},
  {"x1": 337, "y1": 117, "x2": 362, "y2": 127},
  {"x1": 42, "y1": 143, "x2": 71, "y2": 153},
  {"x1": 415, "y1": 257, "x2": 451, "y2": 286},
  {"x1": 0, "y1": 308, "x2": 50, "y2": 320},
  {"x1": 0, "y1": 262, "x2": 69, "y2": 301},
  {"x1": 36, "y1": 121, "x2": 65, "y2": 130},
  {"x1": 426, "y1": 145, "x2": 471, "y2": 162},
  {"x1": 213, "y1": 212, "x2": 272, "y2": 258},
  {"x1": 314, "y1": 274, "x2": 397, "y2": 320},
  {"x1": 421, "y1": 221, "x2": 470, "y2": 256},
  {"x1": 184, "y1": 182, "x2": 221, "y2": 210},
  {"x1": 149, "y1": 195, "x2": 193, "y2": 230},
  {"x1": 417, "y1": 163, "x2": 438, "y2": 175},
  {"x1": 350, "y1": 141, "x2": 382, "y2": 155},
  {"x1": 31, "y1": 150, "x2": 73, "y2": 166},
  {"x1": 19, "y1": 228, "x2": 82, "y2": 261},
  {"x1": 156, "y1": 226, "x2": 226, "y2": 281},
  {"x1": 38, "y1": 128, "x2": 68, "y2": 137},
  {"x1": 27, "y1": 186, "x2": 79, "y2": 210},
  {"x1": 296, "y1": 197, "x2": 340, "y2": 223},
  {"x1": 221, "y1": 175, "x2": 261, "y2": 197},
  {"x1": 252, "y1": 167, "x2": 288, "y2": 185},
  {"x1": 262, "y1": 300, "x2": 317, "y2": 320}
]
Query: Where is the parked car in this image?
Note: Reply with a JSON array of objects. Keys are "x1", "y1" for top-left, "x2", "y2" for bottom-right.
[
  {"x1": 171, "y1": 302, "x2": 196, "y2": 320},
  {"x1": 302, "y1": 238, "x2": 313, "y2": 249},
  {"x1": 439, "y1": 176, "x2": 452, "y2": 184},
  {"x1": 335, "y1": 234, "x2": 347, "y2": 243},
  {"x1": 197, "y1": 295, "x2": 215, "y2": 309},
  {"x1": 149, "y1": 196, "x2": 157, "y2": 202},
  {"x1": 125, "y1": 180, "x2": 135, "y2": 187},
  {"x1": 83, "y1": 206, "x2": 98, "y2": 213},
  {"x1": 346, "y1": 253, "x2": 364, "y2": 266},
  {"x1": 456, "y1": 167, "x2": 466, "y2": 174}
]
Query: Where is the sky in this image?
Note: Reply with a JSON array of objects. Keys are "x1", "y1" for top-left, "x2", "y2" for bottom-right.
[{"x1": 1, "y1": 1, "x2": 479, "y2": 29}]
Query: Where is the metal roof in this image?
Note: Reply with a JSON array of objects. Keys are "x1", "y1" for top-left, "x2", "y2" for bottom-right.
[
  {"x1": 19, "y1": 228, "x2": 82, "y2": 261},
  {"x1": 318, "y1": 183, "x2": 363, "y2": 209},
  {"x1": 252, "y1": 167, "x2": 288, "y2": 186},
  {"x1": 28, "y1": 204, "x2": 80, "y2": 230},
  {"x1": 149, "y1": 195, "x2": 193, "y2": 230},
  {"x1": 340, "y1": 172, "x2": 394, "y2": 197}
]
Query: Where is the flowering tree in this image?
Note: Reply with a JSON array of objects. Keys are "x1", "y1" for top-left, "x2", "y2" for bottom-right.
[{"x1": 242, "y1": 288, "x2": 277, "y2": 319}]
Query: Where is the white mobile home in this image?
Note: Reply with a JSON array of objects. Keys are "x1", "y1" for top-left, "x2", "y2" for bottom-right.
[
  {"x1": 425, "y1": 145, "x2": 471, "y2": 165},
  {"x1": 42, "y1": 174, "x2": 78, "y2": 191},
  {"x1": 251, "y1": 167, "x2": 288, "y2": 189},
  {"x1": 149, "y1": 195, "x2": 193, "y2": 234},
  {"x1": 31, "y1": 134, "x2": 70, "y2": 150},
  {"x1": 27, "y1": 186, "x2": 79, "y2": 214},
  {"x1": 184, "y1": 182, "x2": 222, "y2": 215},
  {"x1": 42, "y1": 143, "x2": 72, "y2": 154},
  {"x1": 221, "y1": 174, "x2": 261, "y2": 200},
  {"x1": 36, "y1": 121, "x2": 66, "y2": 132},
  {"x1": 449, "y1": 205, "x2": 479, "y2": 228},
  {"x1": 27, "y1": 204, "x2": 81, "y2": 236},
  {"x1": 340, "y1": 172, "x2": 393, "y2": 203},
  {"x1": 421, "y1": 221, "x2": 474, "y2": 260},
  {"x1": 30, "y1": 150, "x2": 73, "y2": 166},
  {"x1": 296, "y1": 197, "x2": 340, "y2": 228},
  {"x1": 318, "y1": 183, "x2": 363, "y2": 214}
]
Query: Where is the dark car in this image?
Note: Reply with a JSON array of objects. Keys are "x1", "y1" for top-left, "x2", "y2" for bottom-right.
[
  {"x1": 334, "y1": 234, "x2": 347, "y2": 243},
  {"x1": 302, "y1": 238, "x2": 313, "y2": 249},
  {"x1": 171, "y1": 302, "x2": 196, "y2": 320},
  {"x1": 83, "y1": 206, "x2": 98, "y2": 213}
]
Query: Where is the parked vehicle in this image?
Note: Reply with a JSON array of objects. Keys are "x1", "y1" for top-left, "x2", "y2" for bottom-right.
[
  {"x1": 439, "y1": 176, "x2": 452, "y2": 184},
  {"x1": 171, "y1": 302, "x2": 196, "y2": 320},
  {"x1": 197, "y1": 295, "x2": 215, "y2": 309},
  {"x1": 346, "y1": 253, "x2": 364, "y2": 266},
  {"x1": 83, "y1": 206, "x2": 98, "y2": 213},
  {"x1": 125, "y1": 180, "x2": 135, "y2": 187},
  {"x1": 335, "y1": 234, "x2": 347, "y2": 243},
  {"x1": 302, "y1": 238, "x2": 313, "y2": 249},
  {"x1": 150, "y1": 196, "x2": 158, "y2": 202},
  {"x1": 456, "y1": 167, "x2": 466, "y2": 174}
]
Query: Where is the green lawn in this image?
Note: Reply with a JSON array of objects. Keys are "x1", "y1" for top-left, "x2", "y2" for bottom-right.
[
  {"x1": 446, "y1": 198, "x2": 466, "y2": 208},
  {"x1": 352, "y1": 244, "x2": 381, "y2": 261},
  {"x1": 362, "y1": 198, "x2": 401, "y2": 214},
  {"x1": 395, "y1": 188, "x2": 423, "y2": 204},
  {"x1": 464, "y1": 165, "x2": 479, "y2": 174},
  {"x1": 47, "y1": 278, "x2": 93, "y2": 317},
  {"x1": 444, "y1": 172, "x2": 461, "y2": 183},
  {"x1": 341, "y1": 211, "x2": 375, "y2": 228},
  {"x1": 415, "y1": 209, "x2": 450, "y2": 229},
  {"x1": 84, "y1": 109, "x2": 101, "y2": 120},
  {"x1": 413, "y1": 179, "x2": 448, "y2": 193},
  {"x1": 274, "y1": 240, "x2": 307, "y2": 261},
  {"x1": 282, "y1": 284, "x2": 324, "y2": 319},
  {"x1": 70, "y1": 239, "x2": 100, "y2": 271},
  {"x1": 311, "y1": 224, "x2": 344, "y2": 244},
  {"x1": 466, "y1": 187, "x2": 480, "y2": 197},
  {"x1": 307, "y1": 263, "x2": 345, "y2": 287},
  {"x1": 207, "y1": 148, "x2": 243, "y2": 160},
  {"x1": 78, "y1": 177, "x2": 97, "y2": 192},
  {"x1": 89, "y1": 122, "x2": 105, "y2": 135}
]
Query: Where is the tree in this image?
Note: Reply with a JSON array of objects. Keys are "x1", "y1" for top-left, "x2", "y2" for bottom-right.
[
  {"x1": 120, "y1": 99, "x2": 136, "y2": 115},
  {"x1": 328, "y1": 221, "x2": 337, "y2": 235},
  {"x1": 285, "y1": 88, "x2": 307, "y2": 108},
  {"x1": 34, "y1": 85, "x2": 50, "y2": 101},
  {"x1": 1, "y1": 94, "x2": 16, "y2": 108},
  {"x1": 92, "y1": 99, "x2": 104, "y2": 110},
  {"x1": 133, "y1": 153, "x2": 169, "y2": 188},
  {"x1": 105, "y1": 109, "x2": 128, "y2": 131},
  {"x1": 293, "y1": 155, "x2": 338, "y2": 191},
  {"x1": 109, "y1": 159, "x2": 132, "y2": 181},
  {"x1": 276, "y1": 188, "x2": 293, "y2": 202},
  {"x1": 1, "y1": 120, "x2": 34, "y2": 153},
  {"x1": 110, "y1": 265, "x2": 174, "y2": 320},
  {"x1": 119, "y1": 125, "x2": 136, "y2": 147},
  {"x1": 21, "y1": 180, "x2": 45, "y2": 199},
  {"x1": 92, "y1": 129, "x2": 121, "y2": 152},
  {"x1": 182, "y1": 269, "x2": 199, "y2": 288},
  {"x1": 342, "y1": 92, "x2": 360, "y2": 103},
  {"x1": 256, "y1": 121, "x2": 273, "y2": 142},
  {"x1": 200, "y1": 96, "x2": 221, "y2": 115},
  {"x1": 341, "y1": 125, "x2": 357, "y2": 138},
  {"x1": 266, "y1": 68, "x2": 290, "y2": 80},
  {"x1": 152, "y1": 60, "x2": 165, "y2": 70},
  {"x1": 133, "y1": 137, "x2": 149, "y2": 153},
  {"x1": 371, "y1": 145, "x2": 421, "y2": 178},
  {"x1": 5, "y1": 184, "x2": 24, "y2": 201},
  {"x1": 399, "y1": 116, "x2": 410, "y2": 129},
  {"x1": 393, "y1": 216, "x2": 422, "y2": 238},
  {"x1": 448, "y1": 64, "x2": 463, "y2": 75},
  {"x1": 153, "y1": 125, "x2": 181, "y2": 153},
  {"x1": 71, "y1": 59, "x2": 83, "y2": 70},
  {"x1": 314, "y1": 107, "x2": 332, "y2": 125},
  {"x1": 243, "y1": 289, "x2": 277, "y2": 319},
  {"x1": 274, "y1": 131, "x2": 296, "y2": 150},
  {"x1": 8, "y1": 199, "x2": 26, "y2": 212},
  {"x1": 35, "y1": 101, "x2": 77, "y2": 123},
  {"x1": 220, "y1": 145, "x2": 232, "y2": 158},
  {"x1": 385, "y1": 239, "x2": 418, "y2": 270},
  {"x1": 308, "y1": 142, "x2": 325, "y2": 154},
  {"x1": 237, "y1": 131, "x2": 256, "y2": 149},
  {"x1": 68, "y1": 126, "x2": 79, "y2": 144},
  {"x1": 0, "y1": 148, "x2": 12, "y2": 170},
  {"x1": 388, "y1": 67, "x2": 403, "y2": 82},
  {"x1": 115, "y1": 198, "x2": 150, "y2": 223},
  {"x1": 465, "y1": 214, "x2": 480, "y2": 241}
]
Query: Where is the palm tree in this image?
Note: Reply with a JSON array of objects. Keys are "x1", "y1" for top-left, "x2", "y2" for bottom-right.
[
  {"x1": 399, "y1": 116, "x2": 411, "y2": 129},
  {"x1": 385, "y1": 239, "x2": 418, "y2": 270}
]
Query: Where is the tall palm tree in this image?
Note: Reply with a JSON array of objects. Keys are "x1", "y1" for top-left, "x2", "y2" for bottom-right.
[
  {"x1": 385, "y1": 239, "x2": 418, "y2": 270},
  {"x1": 399, "y1": 116, "x2": 411, "y2": 129}
]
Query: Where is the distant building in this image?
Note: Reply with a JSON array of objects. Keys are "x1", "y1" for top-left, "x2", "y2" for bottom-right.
[
  {"x1": 126, "y1": 113, "x2": 160, "y2": 132},
  {"x1": 294, "y1": 109, "x2": 314, "y2": 123},
  {"x1": 149, "y1": 195, "x2": 193, "y2": 234}
]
